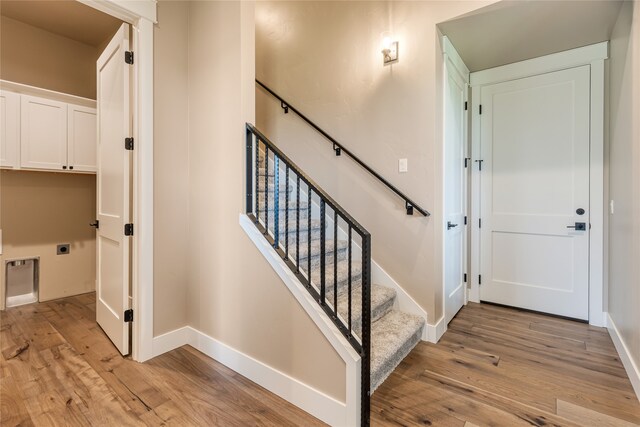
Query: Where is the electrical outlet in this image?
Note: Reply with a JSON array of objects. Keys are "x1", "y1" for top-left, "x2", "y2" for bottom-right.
[
  {"x1": 399, "y1": 158, "x2": 408, "y2": 173},
  {"x1": 57, "y1": 244, "x2": 70, "y2": 255}
]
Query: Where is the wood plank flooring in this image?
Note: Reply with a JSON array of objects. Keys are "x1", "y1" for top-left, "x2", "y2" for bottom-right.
[
  {"x1": 0, "y1": 293, "x2": 324, "y2": 426},
  {"x1": 371, "y1": 302, "x2": 640, "y2": 426},
  {"x1": 2, "y1": 295, "x2": 638, "y2": 426}
]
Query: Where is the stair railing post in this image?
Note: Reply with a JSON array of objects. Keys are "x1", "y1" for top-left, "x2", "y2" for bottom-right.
[
  {"x1": 246, "y1": 125, "x2": 253, "y2": 215},
  {"x1": 361, "y1": 231, "x2": 372, "y2": 426},
  {"x1": 274, "y1": 155, "x2": 280, "y2": 249}
]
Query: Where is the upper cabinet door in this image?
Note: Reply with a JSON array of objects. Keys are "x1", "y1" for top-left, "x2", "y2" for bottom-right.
[
  {"x1": 0, "y1": 90, "x2": 20, "y2": 168},
  {"x1": 21, "y1": 95, "x2": 68, "y2": 171},
  {"x1": 68, "y1": 104, "x2": 97, "y2": 172}
]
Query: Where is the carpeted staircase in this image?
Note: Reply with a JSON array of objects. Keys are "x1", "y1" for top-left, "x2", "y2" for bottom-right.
[{"x1": 256, "y1": 155, "x2": 425, "y2": 392}]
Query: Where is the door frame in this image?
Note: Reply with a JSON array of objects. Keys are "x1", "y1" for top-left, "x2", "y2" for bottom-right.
[
  {"x1": 469, "y1": 42, "x2": 608, "y2": 327},
  {"x1": 442, "y1": 36, "x2": 470, "y2": 324},
  {"x1": 79, "y1": 0, "x2": 156, "y2": 361}
]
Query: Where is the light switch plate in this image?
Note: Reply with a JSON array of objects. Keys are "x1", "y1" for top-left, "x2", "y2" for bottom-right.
[{"x1": 399, "y1": 158, "x2": 408, "y2": 173}]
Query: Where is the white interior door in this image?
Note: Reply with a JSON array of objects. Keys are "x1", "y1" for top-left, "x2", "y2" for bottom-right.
[
  {"x1": 479, "y1": 65, "x2": 590, "y2": 320},
  {"x1": 444, "y1": 56, "x2": 468, "y2": 324},
  {"x1": 96, "y1": 23, "x2": 132, "y2": 355}
]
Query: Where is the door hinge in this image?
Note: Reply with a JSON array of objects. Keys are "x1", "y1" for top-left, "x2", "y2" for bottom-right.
[
  {"x1": 479, "y1": 104, "x2": 483, "y2": 115},
  {"x1": 464, "y1": 157, "x2": 470, "y2": 168},
  {"x1": 479, "y1": 218, "x2": 482, "y2": 228},
  {"x1": 464, "y1": 101, "x2": 468, "y2": 111},
  {"x1": 124, "y1": 309, "x2": 133, "y2": 322},
  {"x1": 124, "y1": 223, "x2": 134, "y2": 236},
  {"x1": 464, "y1": 216, "x2": 467, "y2": 225},
  {"x1": 125, "y1": 51, "x2": 134, "y2": 64},
  {"x1": 478, "y1": 275, "x2": 482, "y2": 285},
  {"x1": 125, "y1": 137, "x2": 134, "y2": 150},
  {"x1": 475, "y1": 159, "x2": 484, "y2": 171},
  {"x1": 464, "y1": 273, "x2": 467, "y2": 283}
]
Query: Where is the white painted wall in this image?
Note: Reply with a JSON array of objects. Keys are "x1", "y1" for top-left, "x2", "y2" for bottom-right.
[{"x1": 608, "y1": 0, "x2": 640, "y2": 384}]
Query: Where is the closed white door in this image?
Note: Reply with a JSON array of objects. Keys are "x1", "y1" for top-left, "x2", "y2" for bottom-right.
[
  {"x1": 444, "y1": 56, "x2": 468, "y2": 324},
  {"x1": 479, "y1": 65, "x2": 590, "y2": 320},
  {"x1": 21, "y1": 95, "x2": 68, "y2": 171},
  {"x1": 96, "y1": 23, "x2": 132, "y2": 355},
  {"x1": 68, "y1": 105, "x2": 97, "y2": 172},
  {"x1": 0, "y1": 90, "x2": 20, "y2": 168}
]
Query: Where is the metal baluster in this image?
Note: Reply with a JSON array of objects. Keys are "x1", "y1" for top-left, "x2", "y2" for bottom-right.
[
  {"x1": 296, "y1": 175, "x2": 300, "y2": 272},
  {"x1": 246, "y1": 127, "x2": 253, "y2": 214},
  {"x1": 320, "y1": 200, "x2": 326, "y2": 305},
  {"x1": 273, "y1": 155, "x2": 280, "y2": 248},
  {"x1": 361, "y1": 231, "x2": 372, "y2": 427},
  {"x1": 254, "y1": 136, "x2": 259, "y2": 224},
  {"x1": 264, "y1": 145, "x2": 269, "y2": 234},
  {"x1": 285, "y1": 166, "x2": 289, "y2": 258},
  {"x1": 334, "y1": 210, "x2": 338, "y2": 313},
  {"x1": 348, "y1": 226, "x2": 352, "y2": 336},
  {"x1": 307, "y1": 187, "x2": 311, "y2": 286}
]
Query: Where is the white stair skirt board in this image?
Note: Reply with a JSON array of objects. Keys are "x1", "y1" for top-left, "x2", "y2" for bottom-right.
[
  {"x1": 607, "y1": 314, "x2": 640, "y2": 402},
  {"x1": 372, "y1": 261, "x2": 444, "y2": 343}
]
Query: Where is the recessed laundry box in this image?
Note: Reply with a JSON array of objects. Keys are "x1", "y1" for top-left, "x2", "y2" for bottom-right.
[{"x1": 5, "y1": 258, "x2": 39, "y2": 308}]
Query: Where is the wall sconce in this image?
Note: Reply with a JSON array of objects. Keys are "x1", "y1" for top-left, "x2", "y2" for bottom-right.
[{"x1": 381, "y1": 37, "x2": 399, "y2": 65}]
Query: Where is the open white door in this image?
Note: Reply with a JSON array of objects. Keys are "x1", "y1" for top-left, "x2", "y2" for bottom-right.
[
  {"x1": 444, "y1": 46, "x2": 469, "y2": 324},
  {"x1": 96, "y1": 23, "x2": 132, "y2": 355}
]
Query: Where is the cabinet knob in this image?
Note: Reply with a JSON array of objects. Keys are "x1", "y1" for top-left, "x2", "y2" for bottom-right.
[
  {"x1": 69, "y1": 166, "x2": 74, "y2": 170},
  {"x1": 62, "y1": 165, "x2": 67, "y2": 170}
]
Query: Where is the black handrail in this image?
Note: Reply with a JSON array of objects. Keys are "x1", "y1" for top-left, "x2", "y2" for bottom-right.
[
  {"x1": 256, "y1": 79, "x2": 430, "y2": 217},
  {"x1": 246, "y1": 123, "x2": 371, "y2": 425}
]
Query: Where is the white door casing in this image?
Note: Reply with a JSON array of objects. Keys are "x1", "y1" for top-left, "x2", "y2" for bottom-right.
[
  {"x1": 96, "y1": 23, "x2": 132, "y2": 356},
  {"x1": 20, "y1": 95, "x2": 67, "y2": 171},
  {"x1": 479, "y1": 65, "x2": 590, "y2": 320},
  {"x1": 0, "y1": 90, "x2": 20, "y2": 168},
  {"x1": 443, "y1": 41, "x2": 469, "y2": 324}
]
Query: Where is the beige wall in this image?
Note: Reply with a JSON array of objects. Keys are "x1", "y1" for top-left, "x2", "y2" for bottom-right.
[
  {"x1": 0, "y1": 171, "x2": 96, "y2": 306},
  {"x1": 608, "y1": 0, "x2": 640, "y2": 371},
  {"x1": 153, "y1": 0, "x2": 189, "y2": 336},
  {"x1": 152, "y1": 0, "x2": 346, "y2": 402},
  {"x1": 0, "y1": 15, "x2": 100, "y2": 99},
  {"x1": 255, "y1": 1, "x2": 493, "y2": 323}
]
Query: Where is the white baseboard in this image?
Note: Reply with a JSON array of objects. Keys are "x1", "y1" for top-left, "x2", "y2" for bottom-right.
[
  {"x1": 372, "y1": 261, "x2": 443, "y2": 342},
  {"x1": 152, "y1": 325, "x2": 348, "y2": 426},
  {"x1": 607, "y1": 314, "x2": 640, "y2": 402}
]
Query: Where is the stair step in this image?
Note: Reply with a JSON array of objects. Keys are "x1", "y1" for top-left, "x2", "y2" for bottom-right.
[
  {"x1": 256, "y1": 183, "x2": 295, "y2": 194},
  {"x1": 257, "y1": 200, "x2": 309, "y2": 212},
  {"x1": 325, "y1": 284, "x2": 396, "y2": 338},
  {"x1": 292, "y1": 239, "x2": 350, "y2": 267},
  {"x1": 307, "y1": 259, "x2": 362, "y2": 294},
  {"x1": 370, "y1": 310, "x2": 425, "y2": 392}
]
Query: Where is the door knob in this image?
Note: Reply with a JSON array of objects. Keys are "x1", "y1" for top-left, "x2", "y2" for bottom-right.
[
  {"x1": 567, "y1": 222, "x2": 586, "y2": 231},
  {"x1": 447, "y1": 221, "x2": 458, "y2": 230},
  {"x1": 90, "y1": 220, "x2": 99, "y2": 229}
]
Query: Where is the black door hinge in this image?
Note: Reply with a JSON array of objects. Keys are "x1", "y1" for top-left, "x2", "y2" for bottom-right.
[
  {"x1": 478, "y1": 275, "x2": 482, "y2": 285},
  {"x1": 464, "y1": 273, "x2": 467, "y2": 283},
  {"x1": 479, "y1": 105, "x2": 483, "y2": 115},
  {"x1": 464, "y1": 101, "x2": 468, "y2": 111},
  {"x1": 464, "y1": 216, "x2": 467, "y2": 225},
  {"x1": 475, "y1": 159, "x2": 484, "y2": 171},
  {"x1": 125, "y1": 51, "x2": 134, "y2": 64},
  {"x1": 464, "y1": 158, "x2": 469, "y2": 168},
  {"x1": 125, "y1": 137, "x2": 134, "y2": 150},
  {"x1": 124, "y1": 309, "x2": 133, "y2": 322},
  {"x1": 124, "y1": 223, "x2": 134, "y2": 236},
  {"x1": 479, "y1": 218, "x2": 482, "y2": 228}
]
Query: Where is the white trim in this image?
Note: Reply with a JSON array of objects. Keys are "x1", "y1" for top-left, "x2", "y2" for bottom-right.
[
  {"x1": 83, "y1": 0, "x2": 156, "y2": 362},
  {"x1": 427, "y1": 316, "x2": 447, "y2": 343},
  {"x1": 152, "y1": 326, "x2": 348, "y2": 427},
  {"x1": 0, "y1": 80, "x2": 96, "y2": 108},
  {"x1": 607, "y1": 314, "x2": 640, "y2": 401},
  {"x1": 240, "y1": 214, "x2": 360, "y2": 426},
  {"x1": 77, "y1": 0, "x2": 157, "y2": 23},
  {"x1": 442, "y1": 36, "x2": 470, "y2": 81},
  {"x1": 469, "y1": 44, "x2": 608, "y2": 328},
  {"x1": 470, "y1": 41, "x2": 608, "y2": 87}
]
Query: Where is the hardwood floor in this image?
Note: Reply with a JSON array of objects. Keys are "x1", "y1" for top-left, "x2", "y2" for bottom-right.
[
  {"x1": 2, "y1": 295, "x2": 638, "y2": 426},
  {"x1": 372, "y1": 302, "x2": 640, "y2": 426},
  {"x1": 0, "y1": 293, "x2": 324, "y2": 426}
]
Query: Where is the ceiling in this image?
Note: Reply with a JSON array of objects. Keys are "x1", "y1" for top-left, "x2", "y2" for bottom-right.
[
  {"x1": 438, "y1": 0, "x2": 624, "y2": 72},
  {"x1": 0, "y1": 0, "x2": 122, "y2": 47}
]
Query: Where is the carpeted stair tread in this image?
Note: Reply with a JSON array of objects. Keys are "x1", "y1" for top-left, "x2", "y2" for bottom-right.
[
  {"x1": 290, "y1": 238, "x2": 349, "y2": 262},
  {"x1": 323, "y1": 284, "x2": 396, "y2": 338},
  {"x1": 370, "y1": 310, "x2": 425, "y2": 392},
  {"x1": 308, "y1": 259, "x2": 362, "y2": 293},
  {"x1": 257, "y1": 200, "x2": 309, "y2": 213}
]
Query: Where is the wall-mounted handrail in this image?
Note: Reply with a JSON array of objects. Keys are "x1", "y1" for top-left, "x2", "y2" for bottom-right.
[{"x1": 256, "y1": 79, "x2": 430, "y2": 217}]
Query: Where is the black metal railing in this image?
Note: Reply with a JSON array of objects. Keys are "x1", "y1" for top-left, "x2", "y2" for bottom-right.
[
  {"x1": 246, "y1": 123, "x2": 371, "y2": 425},
  {"x1": 256, "y1": 79, "x2": 430, "y2": 217}
]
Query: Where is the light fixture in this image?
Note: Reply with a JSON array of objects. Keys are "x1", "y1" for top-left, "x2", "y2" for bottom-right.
[{"x1": 381, "y1": 36, "x2": 399, "y2": 65}]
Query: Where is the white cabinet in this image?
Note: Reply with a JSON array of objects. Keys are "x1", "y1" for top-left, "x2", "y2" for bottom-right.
[
  {"x1": 0, "y1": 90, "x2": 20, "y2": 168},
  {"x1": 21, "y1": 95, "x2": 68, "y2": 171},
  {"x1": 68, "y1": 105, "x2": 97, "y2": 172}
]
